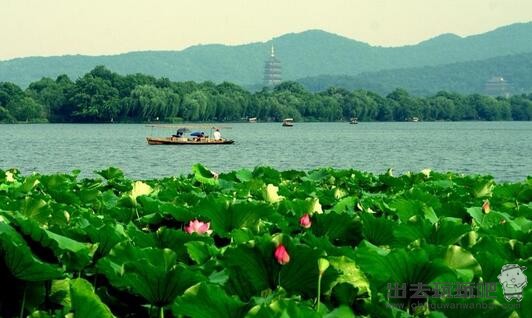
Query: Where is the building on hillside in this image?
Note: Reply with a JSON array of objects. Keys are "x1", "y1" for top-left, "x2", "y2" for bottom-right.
[
  {"x1": 484, "y1": 76, "x2": 511, "y2": 97},
  {"x1": 264, "y1": 44, "x2": 282, "y2": 87}
]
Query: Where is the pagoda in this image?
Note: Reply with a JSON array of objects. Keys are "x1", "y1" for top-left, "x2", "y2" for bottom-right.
[
  {"x1": 263, "y1": 45, "x2": 282, "y2": 87},
  {"x1": 484, "y1": 76, "x2": 511, "y2": 97}
]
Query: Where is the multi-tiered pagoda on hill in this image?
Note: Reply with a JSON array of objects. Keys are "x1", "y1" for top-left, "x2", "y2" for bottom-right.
[
  {"x1": 263, "y1": 45, "x2": 282, "y2": 87},
  {"x1": 484, "y1": 76, "x2": 511, "y2": 97}
]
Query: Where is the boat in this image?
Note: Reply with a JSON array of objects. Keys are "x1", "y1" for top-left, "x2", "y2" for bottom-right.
[
  {"x1": 410, "y1": 117, "x2": 419, "y2": 122},
  {"x1": 350, "y1": 117, "x2": 358, "y2": 124},
  {"x1": 146, "y1": 137, "x2": 234, "y2": 145},
  {"x1": 282, "y1": 118, "x2": 294, "y2": 127},
  {"x1": 146, "y1": 124, "x2": 234, "y2": 145},
  {"x1": 248, "y1": 117, "x2": 257, "y2": 123}
]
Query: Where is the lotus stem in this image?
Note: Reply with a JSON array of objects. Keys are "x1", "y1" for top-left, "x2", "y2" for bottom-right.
[
  {"x1": 159, "y1": 306, "x2": 164, "y2": 318},
  {"x1": 19, "y1": 284, "x2": 26, "y2": 318},
  {"x1": 317, "y1": 273, "x2": 323, "y2": 312}
]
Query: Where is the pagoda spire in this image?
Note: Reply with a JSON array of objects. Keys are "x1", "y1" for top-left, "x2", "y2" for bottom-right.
[{"x1": 264, "y1": 43, "x2": 282, "y2": 87}]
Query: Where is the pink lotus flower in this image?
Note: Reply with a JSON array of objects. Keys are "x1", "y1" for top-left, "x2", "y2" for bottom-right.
[
  {"x1": 482, "y1": 200, "x2": 490, "y2": 214},
  {"x1": 274, "y1": 244, "x2": 290, "y2": 265},
  {"x1": 184, "y1": 219, "x2": 213, "y2": 235},
  {"x1": 299, "y1": 213, "x2": 311, "y2": 228}
]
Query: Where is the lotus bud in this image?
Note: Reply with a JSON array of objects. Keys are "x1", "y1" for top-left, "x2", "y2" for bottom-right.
[
  {"x1": 184, "y1": 219, "x2": 213, "y2": 235},
  {"x1": 318, "y1": 258, "x2": 330, "y2": 275},
  {"x1": 482, "y1": 200, "x2": 490, "y2": 214},
  {"x1": 274, "y1": 244, "x2": 290, "y2": 265},
  {"x1": 299, "y1": 213, "x2": 312, "y2": 229}
]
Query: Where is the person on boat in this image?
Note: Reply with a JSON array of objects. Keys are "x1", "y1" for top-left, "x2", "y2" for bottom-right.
[
  {"x1": 196, "y1": 132, "x2": 205, "y2": 141},
  {"x1": 172, "y1": 130, "x2": 183, "y2": 138},
  {"x1": 213, "y1": 128, "x2": 222, "y2": 140}
]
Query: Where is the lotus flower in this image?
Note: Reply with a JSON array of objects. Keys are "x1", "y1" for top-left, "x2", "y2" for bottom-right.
[
  {"x1": 274, "y1": 244, "x2": 290, "y2": 265},
  {"x1": 299, "y1": 214, "x2": 311, "y2": 228},
  {"x1": 184, "y1": 219, "x2": 213, "y2": 235},
  {"x1": 482, "y1": 200, "x2": 490, "y2": 214}
]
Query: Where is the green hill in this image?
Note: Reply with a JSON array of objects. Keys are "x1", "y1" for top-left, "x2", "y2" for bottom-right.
[
  {"x1": 297, "y1": 52, "x2": 532, "y2": 95},
  {"x1": 1, "y1": 22, "x2": 532, "y2": 87}
]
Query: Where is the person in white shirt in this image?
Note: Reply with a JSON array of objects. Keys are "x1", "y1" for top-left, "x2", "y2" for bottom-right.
[{"x1": 213, "y1": 128, "x2": 222, "y2": 140}]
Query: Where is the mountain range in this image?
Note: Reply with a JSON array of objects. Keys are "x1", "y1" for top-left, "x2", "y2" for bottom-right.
[{"x1": 1, "y1": 22, "x2": 532, "y2": 93}]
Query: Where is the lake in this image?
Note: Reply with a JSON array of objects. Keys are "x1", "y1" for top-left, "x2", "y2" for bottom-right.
[{"x1": 0, "y1": 122, "x2": 530, "y2": 181}]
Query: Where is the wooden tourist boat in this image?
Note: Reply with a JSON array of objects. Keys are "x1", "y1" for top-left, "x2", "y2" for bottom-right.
[
  {"x1": 146, "y1": 137, "x2": 234, "y2": 145},
  {"x1": 146, "y1": 124, "x2": 234, "y2": 145}
]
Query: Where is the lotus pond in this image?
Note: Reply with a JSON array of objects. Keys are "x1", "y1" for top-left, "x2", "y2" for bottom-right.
[{"x1": 0, "y1": 165, "x2": 530, "y2": 318}]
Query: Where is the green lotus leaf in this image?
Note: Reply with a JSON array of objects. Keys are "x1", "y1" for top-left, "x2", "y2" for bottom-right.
[
  {"x1": 355, "y1": 242, "x2": 452, "y2": 293},
  {"x1": 96, "y1": 167, "x2": 125, "y2": 180},
  {"x1": 49, "y1": 279, "x2": 71, "y2": 310},
  {"x1": 125, "y1": 222, "x2": 156, "y2": 247},
  {"x1": 9, "y1": 215, "x2": 92, "y2": 270},
  {"x1": 361, "y1": 213, "x2": 397, "y2": 247},
  {"x1": 0, "y1": 222, "x2": 64, "y2": 281},
  {"x1": 192, "y1": 163, "x2": 219, "y2": 186},
  {"x1": 331, "y1": 196, "x2": 356, "y2": 213},
  {"x1": 223, "y1": 242, "x2": 276, "y2": 300},
  {"x1": 246, "y1": 298, "x2": 320, "y2": 318},
  {"x1": 70, "y1": 278, "x2": 114, "y2": 317},
  {"x1": 443, "y1": 245, "x2": 482, "y2": 282},
  {"x1": 39, "y1": 174, "x2": 80, "y2": 205},
  {"x1": 393, "y1": 217, "x2": 432, "y2": 247},
  {"x1": 155, "y1": 227, "x2": 213, "y2": 262},
  {"x1": 390, "y1": 198, "x2": 439, "y2": 224},
  {"x1": 428, "y1": 218, "x2": 470, "y2": 245},
  {"x1": 85, "y1": 223, "x2": 127, "y2": 258},
  {"x1": 235, "y1": 168, "x2": 254, "y2": 182},
  {"x1": 311, "y1": 212, "x2": 363, "y2": 246},
  {"x1": 20, "y1": 197, "x2": 53, "y2": 223},
  {"x1": 101, "y1": 190, "x2": 119, "y2": 209},
  {"x1": 197, "y1": 197, "x2": 275, "y2": 235},
  {"x1": 467, "y1": 207, "x2": 513, "y2": 229},
  {"x1": 252, "y1": 166, "x2": 281, "y2": 185},
  {"x1": 472, "y1": 178, "x2": 495, "y2": 198},
  {"x1": 185, "y1": 241, "x2": 217, "y2": 265},
  {"x1": 172, "y1": 283, "x2": 246, "y2": 318},
  {"x1": 328, "y1": 256, "x2": 370, "y2": 296},
  {"x1": 280, "y1": 244, "x2": 338, "y2": 298},
  {"x1": 97, "y1": 243, "x2": 204, "y2": 306}
]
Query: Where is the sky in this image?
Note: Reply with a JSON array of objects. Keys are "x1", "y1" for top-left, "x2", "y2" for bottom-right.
[{"x1": 1, "y1": 0, "x2": 532, "y2": 61}]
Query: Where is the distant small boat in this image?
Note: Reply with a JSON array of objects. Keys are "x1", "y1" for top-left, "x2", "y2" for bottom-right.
[
  {"x1": 248, "y1": 117, "x2": 257, "y2": 123},
  {"x1": 410, "y1": 117, "x2": 419, "y2": 122},
  {"x1": 350, "y1": 117, "x2": 358, "y2": 124},
  {"x1": 282, "y1": 118, "x2": 294, "y2": 127}
]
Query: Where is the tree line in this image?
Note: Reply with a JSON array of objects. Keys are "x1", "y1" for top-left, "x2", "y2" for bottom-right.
[{"x1": 1, "y1": 66, "x2": 531, "y2": 123}]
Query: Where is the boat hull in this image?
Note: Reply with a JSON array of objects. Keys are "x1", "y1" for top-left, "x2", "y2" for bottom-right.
[{"x1": 147, "y1": 137, "x2": 234, "y2": 145}]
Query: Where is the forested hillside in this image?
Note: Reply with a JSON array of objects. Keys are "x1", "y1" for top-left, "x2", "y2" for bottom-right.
[
  {"x1": 298, "y1": 52, "x2": 532, "y2": 95},
  {"x1": 1, "y1": 66, "x2": 531, "y2": 123}
]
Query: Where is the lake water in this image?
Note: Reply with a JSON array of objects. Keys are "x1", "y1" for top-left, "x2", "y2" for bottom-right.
[{"x1": 0, "y1": 122, "x2": 530, "y2": 181}]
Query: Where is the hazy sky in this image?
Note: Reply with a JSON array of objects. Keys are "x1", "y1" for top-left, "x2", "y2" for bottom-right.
[{"x1": 1, "y1": 0, "x2": 532, "y2": 60}]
